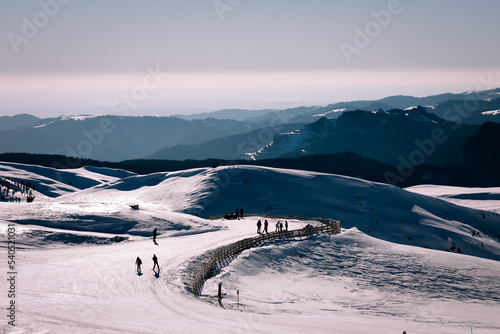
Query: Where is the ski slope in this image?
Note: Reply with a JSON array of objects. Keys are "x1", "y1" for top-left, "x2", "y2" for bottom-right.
[{"x1": 1, "y1": 162, "x2": 500, "y2": 333}]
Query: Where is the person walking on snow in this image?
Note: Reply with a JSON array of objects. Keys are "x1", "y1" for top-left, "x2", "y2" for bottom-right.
[
  {"x1": 285, "y1": 220, "x2": 288, "y2": 231},
  {"x1": 264, "y1": 220, "x2": 268, "y2": 233},
  {"x1": 153, "y1": 228, "x2": 157, "y2": 243},
  {"x1": 240, "y1": 208, "x2": 244, "y2": 218},
  {"x1": 135, "y1": 256, "x2": 142, "y2": 273},
  {"x1": 275, "y1": 221, "x2": 280, "y2": 232},
  {"x1": 235, "y1": 208, "x2": 239, "y2": 220},
  {"x1": 152, "y1": 254, "x2": 159, "y2": 271},
  {"x1": 257, "y1": 220, "x2": 262, "y2": 233}
]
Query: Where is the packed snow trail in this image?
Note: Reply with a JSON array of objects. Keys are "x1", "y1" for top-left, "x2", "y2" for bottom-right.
[{"x1": 11, "y1": 227, "x2": 252, "y2": 333}]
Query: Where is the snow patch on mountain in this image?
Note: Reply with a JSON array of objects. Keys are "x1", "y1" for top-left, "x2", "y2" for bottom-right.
[
  {"x1": 313, "y1": 108, "x2": 346, "y2": 117},
  {"x1": 61, "y1": 114, "x2": 107, "y2": 121},
  {"x1": 482, "y1": 109, "x2": 500, "y2": 115}
]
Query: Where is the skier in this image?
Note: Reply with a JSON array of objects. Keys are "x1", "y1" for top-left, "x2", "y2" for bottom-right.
[
  {"x1": 135, "y1": 256, "x2": 142, "y2": 273},
  {"x1": 152, "y1": 254, "x2": 159, "y2": 271},
  {"x1": 264, "y1": 220, "x2": 268, "y2": 233},
  {"x1": 153, "y1": 228, "x2": 157, "y2": 243},
  {"x1": 257, "y1": 220, "x2": 262, "y2": 233},
  {"x1": 240, "y1": 208, "x2": 244, "y2": 219}
]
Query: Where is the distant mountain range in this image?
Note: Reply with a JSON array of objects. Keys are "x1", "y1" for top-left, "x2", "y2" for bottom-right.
[
  {"x1": 146, "y1": 122, "x2": 306, "y2": 160},
  {"x1": 173, "y1": 88, "x2": 500, "y2": 125},
  {"x1": 0, "y1": 114, "x2": 42, "y2": 132},
  {"x1": 1, "y1": 88, "x2": 499, "y2": 186},
  {"x1": 0, "y1": 115, "x2": 256, "y2": 161},
  {"x1": 249, "y1": 107, "x2": 478, "y2": 165}
]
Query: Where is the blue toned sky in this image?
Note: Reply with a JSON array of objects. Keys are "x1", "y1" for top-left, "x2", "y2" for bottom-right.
[{"x1": 1, "y1": 0, "x2": 499, "y2": 117}]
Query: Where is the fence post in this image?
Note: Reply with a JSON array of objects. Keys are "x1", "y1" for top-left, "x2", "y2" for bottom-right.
[{"x1": 218, "y1": 282, "x2": 222, "y2": 305}]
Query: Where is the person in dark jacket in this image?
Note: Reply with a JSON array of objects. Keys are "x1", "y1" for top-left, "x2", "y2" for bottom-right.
[
  {"x1": 153, "y1": 228, "x2": 157, "y2": 243},
  {"x1": 239, "y1": 208, "x2": 244, "y2": 218},
  {"x1": 218, "y1": 282, "x2": 223, "y2": 305},
  {"x1": 152, "y1": 254, "x2": 159, "y2": 271},
  {"x1": 257, "y1": 220, "x2": 262, "y2": 233},
  {"x1": 135, "y1": 257, "x2": 142, "y2": 273}
]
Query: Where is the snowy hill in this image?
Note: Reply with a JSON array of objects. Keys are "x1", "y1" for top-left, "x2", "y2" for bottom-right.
[
  {"x1": 47, "y1": 164, "x2": 500, "y2": 261},
  {"x1": 1, "y1": 163, "x2": 500, "y2": 333},
  {"x1": 406, "y1": 184, "x2": 500, "y2": 211},
  {"x1": 204, "y1": 228, "x2": 500, "y2": 331},
  {"x1": 0, "y1": 161, "x2": 136, "y2": 197}
]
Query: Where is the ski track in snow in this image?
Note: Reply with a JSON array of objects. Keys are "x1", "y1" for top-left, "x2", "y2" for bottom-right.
[{"x1": 4, "y1": 221, "x2": 497, "y2": 334}]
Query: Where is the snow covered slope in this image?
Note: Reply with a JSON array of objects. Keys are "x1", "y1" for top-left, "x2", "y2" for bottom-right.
[
  {"x1": 0, "y1": 161, "x2": 136, "y2": 197},
  {"x1": 58, "y1": 165, "x2": 500, "y2": 260},
  {"x1": 1, "y1": 163, "x2": 500, "y2": 333},
  {"x1": 204, "y1": 227, "x2": 500, "y2": 333},
  {"x1": 406, "y1": 184, "x2": 500, "y2": 211}
]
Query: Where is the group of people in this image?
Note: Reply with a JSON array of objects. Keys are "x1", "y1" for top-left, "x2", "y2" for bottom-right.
[
  {"x1": 275, "y1": 220, "x2": 288, "y2": 232},
  {"x1": 224, "y1": 207, "x2": 245, "y2": 220},
  {"x1": 1, "y1": 179, "x2": 35, "y2": 203},
  {"x1": 135, "y1": 254, "x2": 159, "y2": 274},
  {"x1": 135, "y1": 228, "x2": 160, "y2": 274},
  {"x1": 256, "y1": 219, "x2": 288, "y2": 234}
]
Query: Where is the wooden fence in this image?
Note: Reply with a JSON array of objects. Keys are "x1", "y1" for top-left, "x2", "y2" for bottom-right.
[{"x1": 192, "y1": 219, "x2": 340, "y2": 296}]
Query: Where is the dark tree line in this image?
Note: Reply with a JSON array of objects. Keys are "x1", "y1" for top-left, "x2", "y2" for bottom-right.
[
  {"x1": 1, "y1": 176, "x2": 36, "y2": 202},
  {"x1": 0, "y1": 151, "x2": 491, "y2": 188}
]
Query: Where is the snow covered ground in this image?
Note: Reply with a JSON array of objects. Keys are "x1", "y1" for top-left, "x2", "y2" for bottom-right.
[
  {"x1": 1, "y1": 162, "x2": 500, "y2": 333},
  {"x1": 406, "y1": 185, "x2": 500, "y2": 212}
]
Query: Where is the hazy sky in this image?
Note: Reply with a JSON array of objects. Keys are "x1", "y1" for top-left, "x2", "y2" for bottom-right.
[{"x1": 1, "y1": 0, "x2": 500, "y2": 117}]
